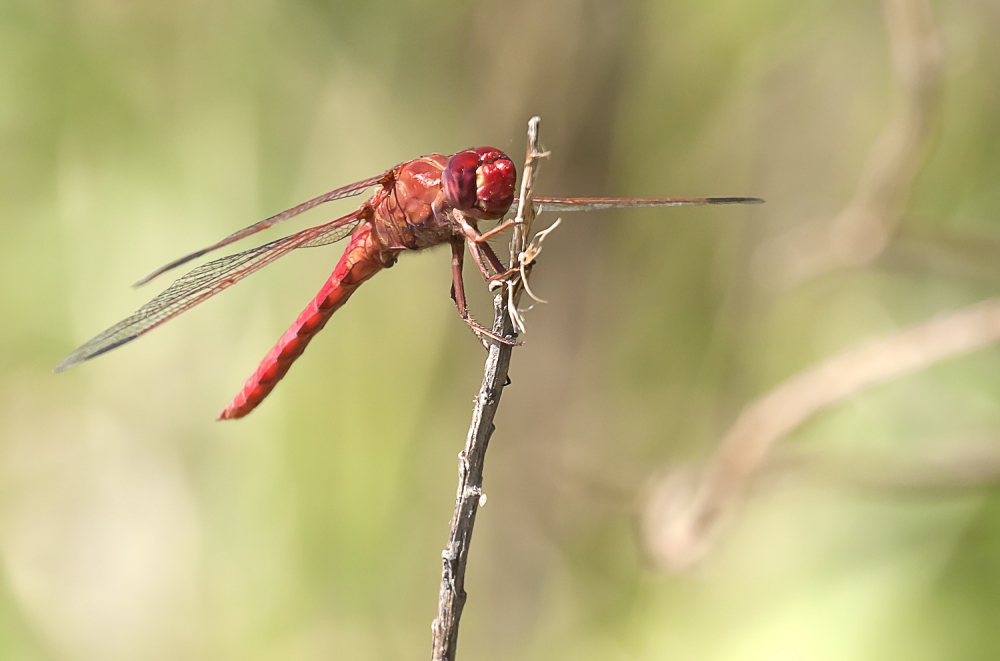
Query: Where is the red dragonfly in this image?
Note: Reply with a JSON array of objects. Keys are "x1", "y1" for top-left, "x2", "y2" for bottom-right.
[{"x1": 55, "y1": 147, "x2": 762, "y2": 419}]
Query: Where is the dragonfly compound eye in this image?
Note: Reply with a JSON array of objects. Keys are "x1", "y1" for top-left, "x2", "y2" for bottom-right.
[
  {"x1": 472, "y1": 147, "x2": 515, "y2": 219},
  {"x1": 443, "y1": 150, "x2": 481, "y2": 211}
]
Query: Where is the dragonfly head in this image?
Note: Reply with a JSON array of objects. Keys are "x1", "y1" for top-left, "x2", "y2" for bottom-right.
[{"x1": 442, "y1": 147, "x2": 516, "y2": 220}]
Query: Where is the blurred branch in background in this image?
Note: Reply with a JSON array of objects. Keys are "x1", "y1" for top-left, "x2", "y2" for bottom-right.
[
  {"x1": 431, "y1": 118, "x2": 544, "y2": 661},
  {"x1": 770, "y1": 441, "x2": 1000, "y2": 495},
  {"x1": 753, "y1": 0, "x2": 942, "y2": 289},
  {"x1": 642, "y1": 297, "x2": 1000, "y2": 572}
]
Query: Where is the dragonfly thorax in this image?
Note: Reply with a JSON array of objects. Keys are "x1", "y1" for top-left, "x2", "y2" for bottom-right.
[{"x1": 369, "y1": 149, "x2": 514, "y2": 252}]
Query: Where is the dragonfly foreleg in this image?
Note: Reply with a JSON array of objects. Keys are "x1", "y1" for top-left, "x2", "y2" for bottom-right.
[
  {"x1": 476, "y1": 241, "x2": 506, "y2": 277},
  {"x1": 455, "y1": 214, "x2": 504, "y2": 280},
  {"x1": 449, "y1": 239, "x2": 517, "y2": 347},
  {"x1": 475, "y1": 218, "x2": 516, "y2": 243}
]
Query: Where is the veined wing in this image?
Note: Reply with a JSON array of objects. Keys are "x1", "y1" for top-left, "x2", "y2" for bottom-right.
[
  {"x1": 133, "y1": 172, "x2": 388, "y2": 286},
  {"x1": 54, "y1": 209, "x2": 367, "y2": 373},
  {"x1": 532, "y1": 196, "x2": 764, "y2": 213}
]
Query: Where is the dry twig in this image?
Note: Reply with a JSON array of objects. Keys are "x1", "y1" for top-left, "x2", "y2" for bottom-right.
[
  {"x1": 643, "y1": 297, "x2": 1000, "y2": 571},
  {"x1": 430, "y1": 117, "x2": 546, "y2": 661}
]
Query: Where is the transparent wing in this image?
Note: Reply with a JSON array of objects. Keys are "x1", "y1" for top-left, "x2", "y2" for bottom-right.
[
  {"x1": 531, "y1": 196, "x2": 764, "y2": 213},
  {"x1": 133, "y1": 173, "x2": 387, "y2": 286},
  {"x1": 55, "y1": 210, "x2": 366, "y2": 372}
]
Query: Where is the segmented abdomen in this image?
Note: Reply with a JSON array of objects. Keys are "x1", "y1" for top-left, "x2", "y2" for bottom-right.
[{"x1": 218, "y1": 224, "x2": 386, "y2": 420}]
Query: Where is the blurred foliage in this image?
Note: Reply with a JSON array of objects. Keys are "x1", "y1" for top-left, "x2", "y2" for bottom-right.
[{"x1": 1, "y1": 0, "x2": 999, "y2": 659}]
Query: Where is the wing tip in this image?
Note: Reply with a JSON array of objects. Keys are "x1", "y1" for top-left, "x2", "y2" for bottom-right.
[
  {"x1": 53, "y1": 355, "x2": 79, "y2": 373},
  {"x1": 133, "y1": 259, "x2": 189, "y2": 288},
  {"x1": 707, "y1": 197, "x2": 766, "y2": 205},
  {"x1": 132, "y1": 273, "x2": 156, "y2": 288}
]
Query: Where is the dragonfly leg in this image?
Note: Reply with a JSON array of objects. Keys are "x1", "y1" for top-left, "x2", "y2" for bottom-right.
[
  {"x1": 488, "y1": 267, "x2": 520, "y2": 283},
  {"x1": 476, "y1": 241, "x2": 506, "y2": 277},
  {"x1": 475, "y1": 218, "x2": 516, "y2": 243},
  {"x1": 450, "y1": 239, "x2": 516, "y2": 347},
  {"x1": 455, "y1": 215, "x2": 505, "y2": 279}
]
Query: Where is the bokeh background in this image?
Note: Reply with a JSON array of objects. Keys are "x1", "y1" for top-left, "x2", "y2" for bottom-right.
[{"x1": 3, "y1": 0, "x2": 1000, "y2": 659}]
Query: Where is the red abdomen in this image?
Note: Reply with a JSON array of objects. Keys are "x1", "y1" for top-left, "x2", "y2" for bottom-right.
[{"x1": 218, "y1": 224, "x2": 388, "y2": 420}]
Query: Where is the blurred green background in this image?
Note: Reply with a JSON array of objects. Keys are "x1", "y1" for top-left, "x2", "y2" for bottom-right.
[{"x1": 3, "y1": 0, "x2": 1000, "y2": 659}]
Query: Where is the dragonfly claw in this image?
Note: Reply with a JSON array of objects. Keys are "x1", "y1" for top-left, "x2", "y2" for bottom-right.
[{"x1": 471, "y1": 326, "x2": 519, "y2": 347}]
